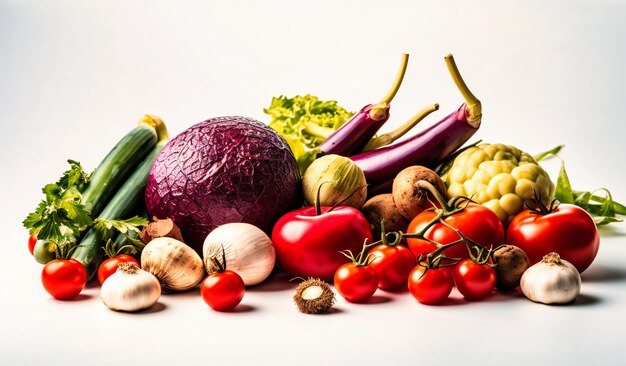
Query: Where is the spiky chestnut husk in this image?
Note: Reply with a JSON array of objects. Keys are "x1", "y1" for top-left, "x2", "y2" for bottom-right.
[{"x1": 293, "y1": 278, "x2": 335, "y2": 314}]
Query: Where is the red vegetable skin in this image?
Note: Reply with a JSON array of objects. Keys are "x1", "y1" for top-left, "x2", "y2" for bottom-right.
[
  {"x1": 408, "y1": 266, "x2": 453, "y2": 305},
  {"x1": 507, "y1": 204, "x2": 600, "y2": 273},
  {"x1": 97, "y1": 255, "x2": 139, "y2": 285},
  {"x1": 272, "y1": 206, "x2": 373, "y2": 281},
  {"x1": 454, "y1": 259, "x2": 496, "y2": 301},
  {"x1": 318, "y1": 54, "x2": 409, "y2": 156},
  {"x1": 406, "y1": 203, "x2": 504, "y2": 260},
  {"x1": 334, "y1": 263, "x2": 379, "y2": 303},
  {"x1": 200, "y1": 270, "x2": 245, "y2": 311},
  {"x1": 351, "y1": 54, "x2": 482, "y2": 185},
  {"x1": 41, "y1": 259, "x2": 87, "y2": 300},
  {"x1": 368, "y1": 244, "x2": 415, "y2": 290},
  {"x1": 28, "y1": 234, "x2": 37, "y2": 255}
]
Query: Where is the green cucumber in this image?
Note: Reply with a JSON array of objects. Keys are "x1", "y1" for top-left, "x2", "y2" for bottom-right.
[
  {"x1": 80, "y1": 118, "x2": 159, "y2": 218},
  {"x1": 73, "y1": 116, "x2": 170, "y2": 280}
]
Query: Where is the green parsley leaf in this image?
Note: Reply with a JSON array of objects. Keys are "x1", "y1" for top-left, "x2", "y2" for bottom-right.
[
  {"x1": 57, "y1": 160, "x2": 90, "y2": 190},
  {"x1": 93, "y1": 216, "x2": 149, "y2": 239},
  {"x1": 22, "y1": 160, "x2": 92, "y2": 246}
]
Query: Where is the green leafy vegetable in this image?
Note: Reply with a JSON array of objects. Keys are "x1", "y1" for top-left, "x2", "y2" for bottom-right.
[
  {"x1": 535, "y1": 146, "x2": 625, "y2": 225},
  {"x1": 264, "y1": 94, "x2": 354, "y2": 174},
  {"x1": 95, "y1": 216, "x2": 149, "y2": 257},
  {"x1": 23, "y1": 160, "x2": 92, "y2": 246},
  {"x1": 23, "y1": 160, "x2": 150, "y2": 259},
  {"x1": 93, "y1": 216, "x2": 149, "y2": 237}
]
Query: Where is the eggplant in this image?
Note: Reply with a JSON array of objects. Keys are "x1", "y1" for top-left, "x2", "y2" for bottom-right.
[
  {"x1": 350, "y1": 54, "x2": 482, "y2": 185},
  {"x1": 318, "y1": 54, "x2": 409, "y2": 156}
]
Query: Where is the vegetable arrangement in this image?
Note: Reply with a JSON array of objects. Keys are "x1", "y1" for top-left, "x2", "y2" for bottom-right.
[{"x1": 23, "y1": 53, "x2": 625, "y2": 314}]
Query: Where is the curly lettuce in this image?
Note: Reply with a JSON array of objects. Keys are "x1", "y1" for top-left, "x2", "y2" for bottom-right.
[{"x1": 265, "y1": 95, "x2": 353, "y2": 174}]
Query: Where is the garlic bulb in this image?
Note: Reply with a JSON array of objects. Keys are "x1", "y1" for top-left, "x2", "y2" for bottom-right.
[
  {"x1": 203, "y1": 223, "x2": 275, "y2": 286},
  {"x1": 101, "y1": 263, "x2": 161, "y2": 312},
  {"x1": 141, "y1": 237, "x2": 205, "y2": 292},
  {"x1": 520, "y1": 252, "x2": 581, "y2": 304}
]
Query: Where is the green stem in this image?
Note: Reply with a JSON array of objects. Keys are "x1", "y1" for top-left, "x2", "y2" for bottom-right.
[
  {"x1": 444, "y1": 54, "x2": 481, "y2": 127},
  {"x1": 363, "y1": 103, "x2": 439, "y2": 151},
  {"x1": 367, "y1": 54, "x2": 410, "y2": 122},
  {"x1": 378, "y1": 53, "x2": 410, "y2": 105},
  {"x1": 304, "y1": 121, "x2": 335, "y2": 139},
  {"x1": 416, "y1": 180, "x2": 453, "y2": 212}
]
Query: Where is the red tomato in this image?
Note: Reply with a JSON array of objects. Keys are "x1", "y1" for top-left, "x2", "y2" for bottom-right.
[
  {"x1": 334, "y1": 263, "x2": 378, "y2": 303},
  {"x1": 507, "y1": 204, "x2": 599, "y2": 273},
  {"x1": 408, "y1": 266, "x2": 453, "y2": 305},
  {"x1": 272, "y1": 206, "x2": 373, "y2": 280},
  {"x1": 368, "y1": 245, "x2": 415, "y2": 290},
  {"x1": 28, "y1": 234, "x2": 38, "y2": 255},
  {"x1": 200, "y1": 270, "x2": 245, "y2": 311},
  {"x1": 41, "y1": 259, "x2": 87, "y2": 300},
  {"x1": 97, "y1": 255, "x2": 139, "y2": 285},
  {"x1": 454, "y1": 259, "x2": 496, "y2": 300},
  {"x1": 406, "y1": 204, "x2": 504, "y2": 260}
]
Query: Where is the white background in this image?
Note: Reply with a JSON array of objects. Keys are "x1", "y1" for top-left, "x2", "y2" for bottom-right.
[{"x1": 2, "y1": 1, "x2": 626, "y2": 365}]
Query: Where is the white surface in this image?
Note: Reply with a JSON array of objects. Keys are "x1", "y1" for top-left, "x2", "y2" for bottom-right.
[{"x1": 2, "y1": 1, "x2": 626, "y2": 365}]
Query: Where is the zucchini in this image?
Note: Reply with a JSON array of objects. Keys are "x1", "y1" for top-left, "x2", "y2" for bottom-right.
[
  {"x1": 80, "y1": 117, "x2": 160, "y2": 217},
  {"x1": 73, "y1": 116, "x2": 170, "y2": 279}
]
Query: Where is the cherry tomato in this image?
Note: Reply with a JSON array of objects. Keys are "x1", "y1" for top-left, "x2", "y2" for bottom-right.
[
  {"x1": 334, "y1": 263, "x2": 378, "y2": 303},
  {"x1": 272, "y1": 206, "x2": 373, "y2": 280},
  {"x1": 454, "y1": 259, "x2": 496, "y2": 300},
  {"x1": 97, "y1": 254, "x2": 139, "y2": 285},
  {"x1": 507, "y1": 204, "x2": 599, "y2": 273},
  {"x1": 41, "y1": 259, "x2": 87, "y2": 300},
  {"x1": 408, "y1": 266, "x2": 453, "y2": 305},
  {"x1": 200, "y1": 270, "x2": 245, "y2": 311},
  {"x1": 368, "y1": 244, "x2": 415, "y2": 290},
  {"x1": 28, "y1": 234, "x2": 38, "y2": 255},
  {"x1": 407, "y1": 203, "x2": 504, "y2": 260}
]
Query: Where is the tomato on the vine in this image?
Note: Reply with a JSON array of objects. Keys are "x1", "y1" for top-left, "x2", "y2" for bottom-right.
[
  {"x1": 200, "y1": 270, "x2": 245, "y2": 311},
  {"x1": 407, "y1": 203, "x2": 504, "y2": 260},
  {"x1": 334, "y1": 263, "x2": 379, "y2": 303},
  {"x1": 41, "y1": 259, "x2": 87, "y2": 300},
  {"x1": 368, "y1": 244, "x2": 415, "y2": 290},
  {"x1": 408, "y1": 266, "x2": 453, "y2": 305},
  {"x1": 28, "y1": 234, "x2": 38, "y2": 255},
  {"x1": 97, "y1": 254, "x2": 139, "y2": 285},
  {"x1": 507, "y1": 203, "x2": 599, "y2": 273},
  {"x1": 454, "y1": 259, "x2": 496, "y2": 300}
]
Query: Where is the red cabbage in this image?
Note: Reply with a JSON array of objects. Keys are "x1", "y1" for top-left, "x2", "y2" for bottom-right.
[{"x1": 145, "y1": 116, "x2": 302, "y2": 253}]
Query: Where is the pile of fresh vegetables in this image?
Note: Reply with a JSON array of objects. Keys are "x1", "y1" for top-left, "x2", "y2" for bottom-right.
[{"x1": 24, "y1": 54, "x2": 625, "y2": 312}]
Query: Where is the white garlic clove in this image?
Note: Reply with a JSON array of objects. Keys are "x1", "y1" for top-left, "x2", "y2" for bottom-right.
[
  {"x1": 520, "y1": 252, "x2": 581, "y2": 305},
  {"x1": 101, "y1": 263, "x2": 161, "y2": 312}
]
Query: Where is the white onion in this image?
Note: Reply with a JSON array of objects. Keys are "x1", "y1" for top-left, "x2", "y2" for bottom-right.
[{"x1": 203, "y1": 223, "x2": 275, "y2": 286}]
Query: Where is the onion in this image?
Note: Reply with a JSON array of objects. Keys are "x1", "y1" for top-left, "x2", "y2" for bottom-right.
[{"x1": 203, "y1": 223, "x2": 275, "y2": 286}]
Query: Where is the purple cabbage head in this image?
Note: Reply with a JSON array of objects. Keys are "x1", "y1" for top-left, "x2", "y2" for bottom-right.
[{"x1": 145, "y1": 116, "x2": 302, "y2": 253}]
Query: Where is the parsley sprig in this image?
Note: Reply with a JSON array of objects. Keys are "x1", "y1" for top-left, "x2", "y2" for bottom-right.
[
  {"x1": 22, "y1": 160, "x2": 149, "y2": 257},
  {"x1": 23, "y1": 160, "x2": 92, "y2": 246}
]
